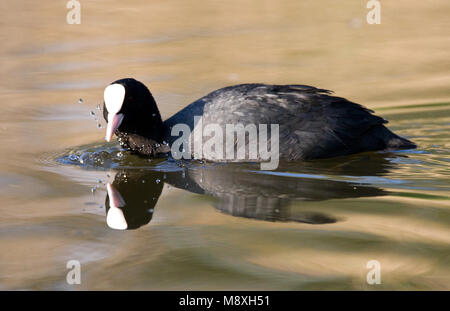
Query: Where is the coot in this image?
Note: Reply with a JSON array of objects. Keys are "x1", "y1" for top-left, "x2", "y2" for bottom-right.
[{"x1": 102, "y1": 78, "x2": 415, "y2": 163}]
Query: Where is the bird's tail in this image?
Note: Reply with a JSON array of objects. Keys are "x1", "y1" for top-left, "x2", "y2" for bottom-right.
[
  {"x1": 363, "y1": 125, "x2": 416, "y2": 151},
  {"x1": 385, "y1": 134, "x2": 416, "y2": 149}
]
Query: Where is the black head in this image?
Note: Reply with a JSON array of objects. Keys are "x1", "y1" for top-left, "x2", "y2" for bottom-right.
[{"x1": 103, "y1": 78, "x2": 164, "y2": 142}]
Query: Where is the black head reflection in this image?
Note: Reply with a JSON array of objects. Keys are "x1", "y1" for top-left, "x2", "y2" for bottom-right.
[
  {"x1": 103, "y1": 153, "x2": 396, "y2": 230},
  {"x1": 105, "y1": 170, "x2": 164, "y2": 230}
]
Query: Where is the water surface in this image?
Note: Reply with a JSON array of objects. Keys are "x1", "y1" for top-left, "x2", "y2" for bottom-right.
[{"x1": 0, "y1": 0, "x2": 449, "y2": 290}]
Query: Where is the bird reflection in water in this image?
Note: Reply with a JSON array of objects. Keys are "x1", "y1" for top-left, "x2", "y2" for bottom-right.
[{"x1": 104, "y1": 153, "x2": 398, "y2": 230}]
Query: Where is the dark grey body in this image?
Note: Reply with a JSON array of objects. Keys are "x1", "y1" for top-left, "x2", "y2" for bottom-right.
[{"x1": 162, "y1": 83, "x2": 415, "y2": 160}]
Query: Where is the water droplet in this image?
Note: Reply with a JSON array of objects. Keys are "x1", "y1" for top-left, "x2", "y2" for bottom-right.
[
  {"x1": 78, "y1": 98, "x2": 83, "y2": 104},
  {"x1": 155, "y1": 178, "x2": 161, "y2": 184},
  {"x1": 68, "y1": 154, "x2": 79, "y2": 162},
  {"x1": 91, "y1": 186, "x2": 97, "y2": 193},
  {"x1": 142, "y1": 180, "x2": 146, "y2": 183},
  {"x1": 98, "y1": 179, "x2": 102, "y2": 183},
  {"x1": 96, "y1": 104, "x2": 101, "y2": 110},
  {"x1": 90, "y1": 111, "x2": 95, "y2": 117},
  {"x1": 97, "y1": 123, "x2": 102, "y2": 128}
]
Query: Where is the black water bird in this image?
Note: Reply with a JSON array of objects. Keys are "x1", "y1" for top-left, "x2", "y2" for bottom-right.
[{"x1": 102, "y1": 78, "x2": 415, "y2": 161}]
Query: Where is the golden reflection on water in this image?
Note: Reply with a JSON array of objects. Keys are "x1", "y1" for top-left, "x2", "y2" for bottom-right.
[{"x1": 0, "y1": 0, "x2": 449, "y2": 290}]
